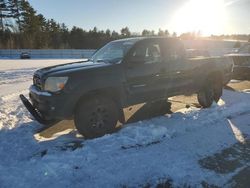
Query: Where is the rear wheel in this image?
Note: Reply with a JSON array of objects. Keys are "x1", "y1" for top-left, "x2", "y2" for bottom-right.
[
  {"x1": 197, "y1": 75, "x2": 223, "y2": 108},
  {"x1": 213, "y1": 81, "x2": 223, "y2": 103},
  {"x1": 197, "y1": 85, "x2": 214, "y2": 108},
  {"x1": 74, "y1": 96, "x2": 119, "y2": 139},
  {"x1": 197, "y1": 78, "x2": 215, "y2": 108}
]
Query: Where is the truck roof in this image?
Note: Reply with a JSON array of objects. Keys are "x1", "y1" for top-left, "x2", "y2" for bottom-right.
[{"x1": 113, "y1": 36, "x2": 179, "y2": 43}]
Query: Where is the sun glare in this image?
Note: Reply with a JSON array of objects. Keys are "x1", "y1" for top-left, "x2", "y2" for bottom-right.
[{"x1": 170, "y1": 0, "x2": 228, "y2": 36}]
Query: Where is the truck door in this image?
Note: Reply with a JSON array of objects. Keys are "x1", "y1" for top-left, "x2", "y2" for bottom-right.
[
  {"x1": 161, "y1": 40, "x2": 195, "y2": 95},
  {"x1": 124, "y1": 40, "x2": 166, "y2": 104}
]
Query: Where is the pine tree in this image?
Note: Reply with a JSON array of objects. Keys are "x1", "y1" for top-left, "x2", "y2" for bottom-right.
[
  {"x1": 17, "y1": 0, "x2": 45, "y2": 48},
  {"x1": 158, "y1": 28, "x2": 164, "y2": 36},
  {"x1": 164, "y1": 30, "x2": 169, "y2": 37},
  {"x1": 105, "y1": 29, "x2": 111, "y2": 38},
  {"x1": 0, "y1": 0, "x2": 11, "y2": 31},
  {"x1": 0, "y1": 0, "x2": 5, "y2": 30},
  {"x1": 142, "y1": 29, "x2": 151, "y2": 36},
  {"x1": 121, "y1": 27, "x2": 130, "y2": 37},
  {"x1": 8, "y1": 0, "x2": 22, "y2": 31}
]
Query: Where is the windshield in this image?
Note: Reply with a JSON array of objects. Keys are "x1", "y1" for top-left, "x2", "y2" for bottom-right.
[{"x1": 90, "y1": 39, "x2": 139, "y2": 64}]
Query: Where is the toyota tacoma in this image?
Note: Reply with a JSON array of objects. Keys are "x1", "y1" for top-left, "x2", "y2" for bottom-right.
[{"x1": 20, "y1": 37, "x2": 232, "y2": 138}]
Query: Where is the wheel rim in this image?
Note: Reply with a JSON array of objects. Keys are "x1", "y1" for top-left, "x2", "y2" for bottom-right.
[{"x1": 89, "y1": 105, "x2": 109, "y2": 129}]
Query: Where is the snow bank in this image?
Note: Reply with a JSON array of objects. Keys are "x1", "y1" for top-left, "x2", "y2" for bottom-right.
[{"x1": 0, "y1": 59, "x2": 80, "y2": 96}]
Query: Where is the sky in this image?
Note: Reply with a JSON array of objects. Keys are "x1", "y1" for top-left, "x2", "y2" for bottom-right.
[{"x1": 28, "y1": 0, "x2": 250, "y2": 36}]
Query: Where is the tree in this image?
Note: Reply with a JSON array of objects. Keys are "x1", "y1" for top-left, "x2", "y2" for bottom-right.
[
  {"x1": 164, "y1": 30, "x2": 169, "y2": 37},
  {"x1": 0, "y1": 0, "x2": 6, "y2": 30},
  {"x1": 69, "y1": 26, "x2": 86, "y2": 49},
  {"x1": 121, "y1": 26, "x2": 130, "y2": 37},
  {"x1": 33, "y1": 14, "x2": 48, "y2": 48},
  {"x1": 17, "y1": 1, "x2": 42, "y2": 47},
  {"x1": 60, "y1": 23, "x2": 69, "y2": 48},
  {"x1": 0, "y1": 0, "x2": 11, "y2": 31},
  {"x1": 158, "y1": 29, "x2": 169, "y2": 37},
  {"x1": 158, "y1": 28, "x2": 164, "y2": 36},
  {"x1": 141, "y1": 29, "x2": 155, "y2": 36},
  {"x1": 151, "y1": 30, "x2": 155, "y2": 36},
  {"x1": 105, "y1": 29, "x2": 111, "y2": 37},
  {"x1": 8, "y1": 0, "x2": 22, "y2": 31},
  {"x1": 142, "y1": 29, "x2": 151, "y2": 36},
  {"x1": 172, "y1": 32, "x2": 177, "y2": 38},
  {"x1": 111, "y1": 30, "x2": 119, "y2": 38}
]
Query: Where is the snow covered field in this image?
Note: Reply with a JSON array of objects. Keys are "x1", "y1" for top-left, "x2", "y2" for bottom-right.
[
  {"x1": 0, "y1": 59, "x2": 81, "y2": 96},
  {"x1": 0, "y1": 59, "x2": 250, "y2": 187}
]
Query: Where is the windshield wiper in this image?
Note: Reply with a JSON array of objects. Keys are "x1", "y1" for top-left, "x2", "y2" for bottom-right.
[
  {"x1": 96, "y1": 59, "x2": 110, "y2": 64},
  {"x1": 88, "y1": 59, "x2": 105, "y2": 63}
]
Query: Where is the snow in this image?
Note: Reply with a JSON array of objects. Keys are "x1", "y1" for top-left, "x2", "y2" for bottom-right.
[
  {"x1": 0, "y1": 56, "x2": 9, "y2": 59},
  {"x1": 0, "y1": 59, "x2": 250, "y2": 187},
  {"x1": 230, "y1": 79, "x2": 242, "y2": 84},
  {"x1": 243, "y1": 89, "x2": 250, "y2": 93},
  {"x1": 0, "y1": 59, "x2": 82, "y2": 96}
]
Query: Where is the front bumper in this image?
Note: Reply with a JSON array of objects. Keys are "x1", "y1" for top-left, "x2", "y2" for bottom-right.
[
  {"x1": 20, "y1": 94, "x2": 55, "y2": 125},
  {"x1": 20, "y1": 85, "x2": 74, "y2": 124}
]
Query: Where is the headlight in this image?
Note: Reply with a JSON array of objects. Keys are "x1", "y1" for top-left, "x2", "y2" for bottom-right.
[{"x1": 44, "y1": 77, "x2": 68, "y2": 92}]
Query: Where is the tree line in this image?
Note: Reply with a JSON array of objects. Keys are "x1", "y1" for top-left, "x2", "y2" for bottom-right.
[
  {"x1": 0, "y1": 0, "x2": 174, "y2": 49},
  {"x1": 0, "y1": 0, "x2": 249, "y2": 49}
]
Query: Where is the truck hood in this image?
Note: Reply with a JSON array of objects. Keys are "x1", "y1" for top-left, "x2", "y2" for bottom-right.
[{"x1": 35, "y1": 60, "x2": 109, "y2": 77}]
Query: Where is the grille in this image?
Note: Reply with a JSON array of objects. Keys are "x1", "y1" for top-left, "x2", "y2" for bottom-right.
[{"x1": 33, "y1": 74, "x2": 42, "y2": 90}]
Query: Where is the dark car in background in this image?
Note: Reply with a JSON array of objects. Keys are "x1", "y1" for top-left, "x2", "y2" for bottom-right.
[
  {"x1": 20, "y1": 52, "x2": 31, "y2": 59},
  {"x1": 228, "y1": 43, "x2": 250, "y2": 80},
  {"x1": 186, "y1": 48, "x2": 232, "y2": 85}
]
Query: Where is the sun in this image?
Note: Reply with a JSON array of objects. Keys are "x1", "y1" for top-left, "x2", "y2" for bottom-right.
[{"x1": 170, "y1": 0, "x2": 227, "y2": 36}]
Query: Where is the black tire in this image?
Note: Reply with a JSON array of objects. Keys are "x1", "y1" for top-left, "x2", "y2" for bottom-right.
[
  {"x1": 74, "y1": 96, "x2": 119, "y2": 139},
  {"x1": 213, "y1": 81, "x2": 223, "y2": 103},
  {"x1": 197, "y1": 80, "x2": 214, "y2": 108}
]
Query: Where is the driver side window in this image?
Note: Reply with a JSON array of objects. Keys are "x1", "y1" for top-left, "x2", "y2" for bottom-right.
[{"x1": 131, "y1": 42, "x2": 162, "y2": 64}]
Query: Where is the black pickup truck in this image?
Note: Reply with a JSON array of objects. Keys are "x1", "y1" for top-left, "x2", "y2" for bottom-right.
[{"x1": 20, "y1": 37, "x2": 232, "y2": 138}]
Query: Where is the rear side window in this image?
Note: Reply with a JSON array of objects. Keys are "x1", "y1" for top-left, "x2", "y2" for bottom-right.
[
  {"x1": 130, "y1": 42, "x2": 162, "y2": 64},
  {"x1": 162, "y1": 40, "x2": 185, "y2": 61}
]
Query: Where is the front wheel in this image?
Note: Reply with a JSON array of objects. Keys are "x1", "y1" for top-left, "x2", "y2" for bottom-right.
[{"x1": 74, "y1": 96, "x2": 119, "y2": 139}]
